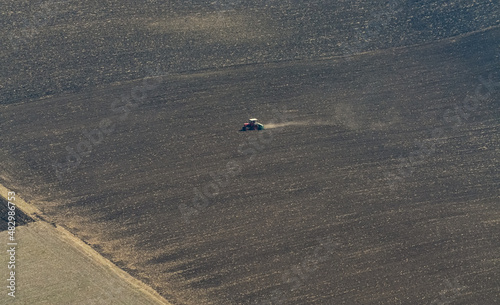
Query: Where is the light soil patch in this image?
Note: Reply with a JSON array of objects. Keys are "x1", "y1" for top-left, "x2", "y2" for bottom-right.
[
  {"x1": 145, "y1": 12, "x2": 280, "y2": 44},
  {"x1": 0, "y1": 186, "x2": 171, "y2": 305}
]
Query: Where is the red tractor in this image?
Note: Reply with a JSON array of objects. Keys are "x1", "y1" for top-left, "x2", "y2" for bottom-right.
[{"x1": 240, "y1": 118, "x2": 264, "y2": 131}]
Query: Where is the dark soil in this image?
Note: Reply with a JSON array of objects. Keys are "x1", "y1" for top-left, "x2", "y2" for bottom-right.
[{"x1": 1, "y1": 1, "x2": 499, "y2": 304}]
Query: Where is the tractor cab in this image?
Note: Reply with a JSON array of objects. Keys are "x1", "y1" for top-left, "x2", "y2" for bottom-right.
[{"x1": 241, "y1": 118, "x2": 264, "y2": 131}]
